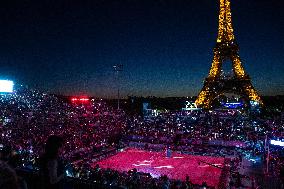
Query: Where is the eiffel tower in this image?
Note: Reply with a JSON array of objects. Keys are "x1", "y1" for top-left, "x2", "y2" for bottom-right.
[{"x1": 195, "y1": 0, "x2": 262, "y2": 109}]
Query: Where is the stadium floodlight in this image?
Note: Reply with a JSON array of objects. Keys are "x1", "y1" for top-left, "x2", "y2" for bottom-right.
[{"x1": 0, "y1": 80, "x2": 14, "y2": 93}]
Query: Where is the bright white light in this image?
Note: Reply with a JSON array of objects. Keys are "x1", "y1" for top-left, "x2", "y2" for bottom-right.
[
  {"x1": 0, "y1": 80, "x2": 14, "y2": 93},
  {"x1": 154, "y1": 165, "x2": 174, "y2": 169},
  {"x1": 173, "y1": 156, "x2": 184, "y2": 159},
  {"x1": 271, "y1": 140, "x2": 284, "y2": 147},
  {"x1": 133, "y1": 163, "x2": 150, "y2": 166}
]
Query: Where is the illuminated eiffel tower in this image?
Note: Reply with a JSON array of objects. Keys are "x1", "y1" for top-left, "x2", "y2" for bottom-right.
[{"x1": 195, "y1": 0, "x2": 262, "y2": 109}]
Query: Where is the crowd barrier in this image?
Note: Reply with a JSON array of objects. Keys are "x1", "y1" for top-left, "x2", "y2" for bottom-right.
[
  {"x1": 17, "y1": 169, "x2": 112, "y2": 189},
  {"x1": 16, "y1": 168, "x2": 216, "y2": 189}
]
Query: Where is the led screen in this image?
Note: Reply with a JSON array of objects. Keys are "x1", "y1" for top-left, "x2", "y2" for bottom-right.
[
  {"x1": 0, "y1": 80, "x2": 14, "y2": 93},
  {"x1": 271, "y1": 140, "x2": 284, "y2": 147}
]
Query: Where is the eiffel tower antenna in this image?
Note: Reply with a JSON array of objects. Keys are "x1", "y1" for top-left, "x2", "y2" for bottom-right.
[{"x1": 195, "y1": 0, "x2": 262, "y2": 109}]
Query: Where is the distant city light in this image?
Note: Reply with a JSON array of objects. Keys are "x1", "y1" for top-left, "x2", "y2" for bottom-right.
[{"x1": 0, "y1": 80, "x2": 14, "y2": 93}]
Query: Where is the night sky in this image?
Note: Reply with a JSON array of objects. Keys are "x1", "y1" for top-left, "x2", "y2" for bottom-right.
[{"x1": 0, "y1": 0, "x2": 283, "y2": 98}]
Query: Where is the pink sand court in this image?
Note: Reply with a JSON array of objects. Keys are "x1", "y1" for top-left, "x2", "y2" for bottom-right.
[{"x1": 94, "y1": 148, "x2": 227, "y2": 187}]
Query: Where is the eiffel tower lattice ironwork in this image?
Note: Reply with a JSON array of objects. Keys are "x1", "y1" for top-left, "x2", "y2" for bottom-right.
[{"x1": 195, "y1": 0, "x2": 262, "y2": 109}]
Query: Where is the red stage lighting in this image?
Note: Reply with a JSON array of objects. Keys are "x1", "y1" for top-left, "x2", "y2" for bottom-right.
[{"x1": 71, "y1": 97, "x2": 89, "y2": 103}]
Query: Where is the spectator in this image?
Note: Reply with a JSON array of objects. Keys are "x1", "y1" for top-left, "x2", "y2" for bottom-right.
[
  {"x1": 184, "y1": 175, "x2": 193, "y2": 189},
  {"x1": 39, "y1": 135, "x2": 65, "y2": 189},
  {"x1": 0, "y1": 160, "x2": 19, "y2": 189}
]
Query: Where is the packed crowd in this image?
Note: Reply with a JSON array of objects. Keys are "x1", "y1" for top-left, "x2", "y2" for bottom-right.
[
  {"x1": 1, "y1": 86, "x2": 284, "y2": 188},
  {"x1": 0, "y1": 86, "x2": 128, "y2": 165},
  {"x1": 126, "y1": 110, "x2": 270, "y2": 143}
]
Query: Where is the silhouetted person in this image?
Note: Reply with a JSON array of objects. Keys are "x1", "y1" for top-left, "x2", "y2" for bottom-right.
[
  {"x1": 201, "y1": 182, "x2": 207, "y2": 189},
  {"x1": 0, "y1": 145, "x2": 12, "y2": 163},
  {"x1": 235, "y1": 172, "x2": 242, "y2": 188},
  {"x1": 0, "y1": 160, "x2": 19, "y2": 189},
  {"x1": 184, "y1": 175, "x2": 193, "y2": 189},
  {"x1": 0, "y1": 146, "x2": 27, "y2": 189},
  {"x1": 39, "y1": 135, "x2": 65, "y2": 189}
]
